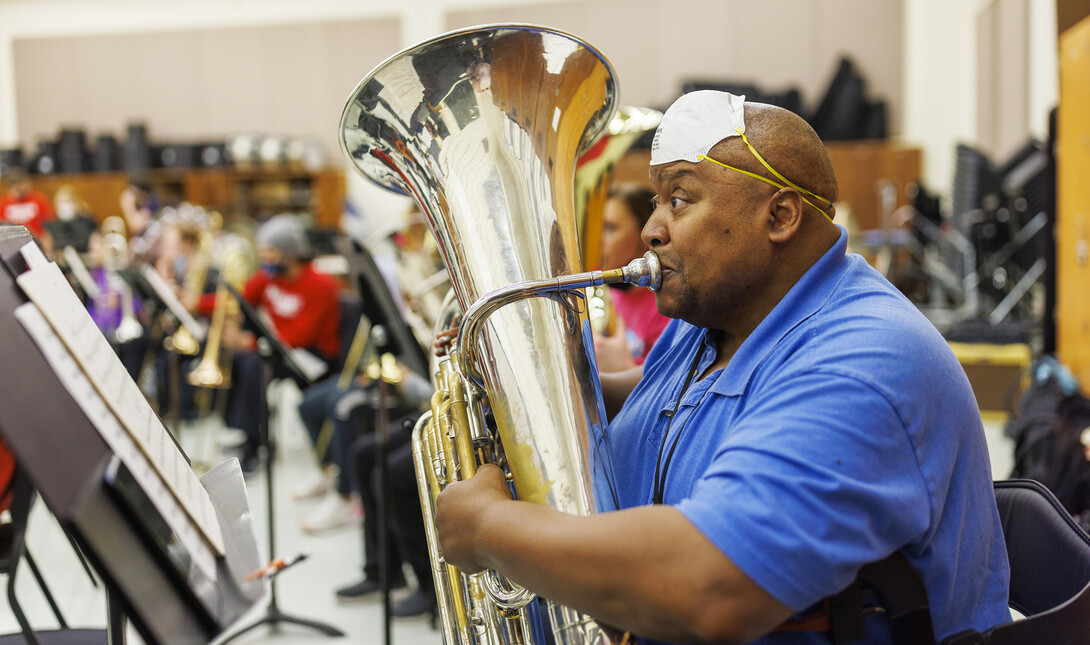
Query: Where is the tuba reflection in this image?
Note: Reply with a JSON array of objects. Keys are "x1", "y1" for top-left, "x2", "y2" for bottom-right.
[{"x1": 341, "y1": 24, "x2": 659, "y2": 645}]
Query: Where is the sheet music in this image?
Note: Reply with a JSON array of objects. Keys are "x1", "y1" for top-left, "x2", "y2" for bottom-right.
[
  {"x1": 14, "y1": 303, "x2": 218, "y2": 581},
  {"x1": 290, "y1": 347, "x2": 329, "y2": 382},
  {"x1": 62, "y1": 246, "x2": 101, "y2": 301},
  {"x1": 14, "y1": 244, "x2": 225, "y2": 556},
  {"x1": 139, "y1": 264, "x2": 207, "y2": 342}
]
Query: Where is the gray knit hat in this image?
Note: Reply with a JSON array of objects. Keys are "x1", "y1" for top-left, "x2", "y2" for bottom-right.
[{"x1": 255, "y1": 214, "x2": 311, "y2": 259}]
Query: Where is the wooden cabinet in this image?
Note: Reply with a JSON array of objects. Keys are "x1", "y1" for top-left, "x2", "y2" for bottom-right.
[
  {"x1": 1, "y1": 167, "x2": 346, "y2": 230},
  {"x1": 1057, "y1": 16, "x2": 1090, "y2": 385}
]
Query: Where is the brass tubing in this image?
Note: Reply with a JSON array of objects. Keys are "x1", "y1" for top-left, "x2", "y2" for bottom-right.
[
  {"x1": 447, "y1": 351, "x2": 479, "y2": 479},
  {"x1": 413, "y1": 413, "x2": 473, "y2": 645}
]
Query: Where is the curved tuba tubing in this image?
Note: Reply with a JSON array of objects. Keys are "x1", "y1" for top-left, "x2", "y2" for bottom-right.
[{"x1": 341, "y1": 24, "x2": 659, "y2": 645}]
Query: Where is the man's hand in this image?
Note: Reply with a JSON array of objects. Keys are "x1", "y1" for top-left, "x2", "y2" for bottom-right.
[
  {"x1": 593, "y1": 318, "x2": 637, "y2": 373},
  {"x1": 434, "y1": 327, "x2": 458, "y2": 357},
  {"x1": 435, "y1": 464, "x2": 513, "y2": 574}
]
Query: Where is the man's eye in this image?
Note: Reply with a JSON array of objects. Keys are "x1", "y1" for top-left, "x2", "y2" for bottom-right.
[{"x1": 670, "y1": 197, "x2": 685, "y2": 210}]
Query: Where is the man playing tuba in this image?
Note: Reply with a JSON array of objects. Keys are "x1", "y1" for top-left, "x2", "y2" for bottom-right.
[{"x1": 434, "y1": 92, "x2": 1012, "y2": 644}]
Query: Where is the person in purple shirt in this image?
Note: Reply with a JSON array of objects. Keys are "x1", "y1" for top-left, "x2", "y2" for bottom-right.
[{"x1": 431, "y1": 91, "x2": 1011, "y2": 644}]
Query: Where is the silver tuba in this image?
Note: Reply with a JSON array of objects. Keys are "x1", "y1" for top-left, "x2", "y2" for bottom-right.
[{"x1": 340, "y1": 24, "x2": 659, "y2": 645}]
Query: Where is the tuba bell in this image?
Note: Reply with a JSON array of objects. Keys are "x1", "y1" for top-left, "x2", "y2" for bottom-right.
[{"x1": 340, "y1": 24, "x2": 659, "y2": 645}]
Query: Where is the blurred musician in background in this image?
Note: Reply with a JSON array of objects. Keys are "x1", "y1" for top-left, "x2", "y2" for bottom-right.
[
  {"x1": 0, "y1": 167, "x2": 54, "y2": 240},
  {"x1": 336, "y1": 396, "x2": 436, "y2": 619},
  {"x1": 153, "y1": 217, "x2": 212, "y2": 424},
  {"x1": 119, "y1": 180, "x2": 156, "y2": 240},
  {"x1": 85, "y1": 216, "x2": 149, "y2": 380},
  {"x1": 223, "y1": 214, "x2": 341, "y2": 472},
  {"x1": 293, "y1": 210, "x2": 442, "y2": 513},
  {"x1": 593, "y1": 183, "x2": 671, "y2": 372},
  {"x1": 42, "y1": 185, "x2": 98, "y2": 258}
]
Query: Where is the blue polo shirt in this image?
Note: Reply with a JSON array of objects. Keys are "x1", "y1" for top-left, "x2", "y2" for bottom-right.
[{"x1": 604, "y1": 229, "x2": 1010, "y2": 643}]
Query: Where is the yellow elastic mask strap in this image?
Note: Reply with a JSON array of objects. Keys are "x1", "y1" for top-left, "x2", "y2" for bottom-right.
[{"x1": 698, "y1": 128, "x2": 835, "y2": 221}]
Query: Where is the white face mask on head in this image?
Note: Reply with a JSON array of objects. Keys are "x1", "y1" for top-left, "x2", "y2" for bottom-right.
[
  {"x1": 56, "y1": 201, "x2": 78, "y2": 221},
  {"x1": 650, "y1": 90, "x2": 746, "y2": 166}
]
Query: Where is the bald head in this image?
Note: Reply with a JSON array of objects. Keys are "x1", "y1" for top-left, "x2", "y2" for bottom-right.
[{"x1": 709, "y1": 103, "x2": 838, "y2": 217}]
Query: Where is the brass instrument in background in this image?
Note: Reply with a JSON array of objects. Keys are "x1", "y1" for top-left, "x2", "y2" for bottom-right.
[
  {"x1": 578, "y1": 106, "x2": 662, "y2": 338},
  {"x1": 341, "y1": 25, "x2": 660, "y2": 645},
  {"x1": 100, "y1": 216, "x2": 144, "y2": 345},
  {"x1": 188, "y1": 236, "x2": 253, "y2": 389},
  {"x1": 576, "y1": 106, "x2": 663, "y2": 271},
  {"x1": 165, "y1": 211, "x2": 223, "y2": 356}
]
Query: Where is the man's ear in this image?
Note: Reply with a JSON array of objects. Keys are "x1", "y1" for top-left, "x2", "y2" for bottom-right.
[{"x1": 767, "y1": 188, "x2": 803, "y2": 243}]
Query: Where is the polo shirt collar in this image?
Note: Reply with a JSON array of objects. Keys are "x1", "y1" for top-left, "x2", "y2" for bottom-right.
[{"x1": 709, "y1": 226, "x2": 850, "y2": 396}]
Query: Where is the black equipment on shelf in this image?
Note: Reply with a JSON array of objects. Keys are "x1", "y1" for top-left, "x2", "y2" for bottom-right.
[
  {"x1": 57, "y1": 129, "x2": 89, "y2": 174},
  {"x1": 124, "y1": 123, "x2": 153, "y2": 173},
  {"x1": 0, "y1": 149, "x2": 23, "y2": 178},
  {"x1": 31, "y1": 140, "x2": 58, "y2": 175},
  {"x1": 93, "y1": 134, "x2": 122, "y2": 172}
]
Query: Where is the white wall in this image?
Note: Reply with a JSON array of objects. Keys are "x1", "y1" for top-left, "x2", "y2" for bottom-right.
[{"x1": 901, "y1": 0, "x2": 1057, "y2": 199}]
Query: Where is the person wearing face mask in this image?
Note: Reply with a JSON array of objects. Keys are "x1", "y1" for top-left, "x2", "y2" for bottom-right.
[
  {"x1": 43, "y1": 185, "x2": 98, "y2": 257},
  {"x1": 432, "y1": 92, "x2": 1011, "y2": 644},
  {"x1": 593, "y1": 182, "x2": 671, "y2": 373},
  {"x1": 221, "y1": 214, "x2": 341, "y2": 472},
  {"x1": 0, "y1": 167, "x2": 54, "y2": 239}
]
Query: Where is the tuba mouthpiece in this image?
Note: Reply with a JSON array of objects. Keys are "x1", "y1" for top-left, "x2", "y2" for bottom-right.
[{"x1": 620, "y1": 251, "x2": 662, "y2": 291}]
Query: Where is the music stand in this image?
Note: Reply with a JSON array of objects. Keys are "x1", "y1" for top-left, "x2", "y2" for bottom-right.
[
  {"x1": 216, "y1": 279, "x2": 344, "y2": 641},
  {"x1": 333, "y1": 237, "x2": 432, "y2": 645},
  {"x1": 334, "y1": 237, "x2": 429, "y2": 379},
  {"x1": 0, "y1": 226, "x2": 265, "y2": 645}
]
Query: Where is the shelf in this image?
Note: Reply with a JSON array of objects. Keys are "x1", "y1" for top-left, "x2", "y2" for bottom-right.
[{"x1": 2, "y1": 167, "x2": 346, "y2": 230}]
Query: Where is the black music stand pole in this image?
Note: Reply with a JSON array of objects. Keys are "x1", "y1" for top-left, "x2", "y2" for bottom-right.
[
  {"x1": 219, "y1": 284, "x2": 343, "y2": 642},
  {"x1": 376, "y1": 356, "x2": 392, "y2": 645},
  {"x1": 107, "y1": 588, "x2": 127, "y2": 645}
]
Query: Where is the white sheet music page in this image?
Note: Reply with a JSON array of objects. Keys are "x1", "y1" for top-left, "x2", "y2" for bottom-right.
[
  {"x1": 14, "y1": 302, "x2": 219, "y2": 581},
  {"x1": 14, "y1": 244, "x2": 226, "y2": 556}
]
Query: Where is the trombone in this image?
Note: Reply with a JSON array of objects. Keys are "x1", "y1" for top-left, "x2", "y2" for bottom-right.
[
  {"x1": 188, "y1": 236, "x2": 253, "y2": 389},
  {"x1": 165, "y1": 212, "x2": 223, "y2": 356}
]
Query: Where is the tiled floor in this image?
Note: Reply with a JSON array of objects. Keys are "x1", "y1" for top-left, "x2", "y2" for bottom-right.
[{"x1": 0, "y1": 395, "x2": 1014, "y2": 644}]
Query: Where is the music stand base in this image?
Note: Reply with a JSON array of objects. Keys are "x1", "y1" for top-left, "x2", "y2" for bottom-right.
[{"x1": 221, "y1": 606, "x2": 345, "y2": 643}]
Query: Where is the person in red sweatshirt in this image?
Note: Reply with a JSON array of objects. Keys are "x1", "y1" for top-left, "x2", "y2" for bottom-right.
[
  {"x1": 225, "y1": 214, "x2": 341, "y2": 472},
  {"x1": 0, "y1": 167, "x2": 54, "y2": 239},
  {"x1": 242, "y1": 216, "x2": 341, "y2": 361}
]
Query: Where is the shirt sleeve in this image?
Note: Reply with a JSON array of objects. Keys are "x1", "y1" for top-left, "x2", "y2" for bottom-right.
[
  {"x1": 676, "y1": 370, "x2": 931, "y2": 612},
  {"x1": 243, "y1": 272, "x2": 268, "y2": 306}
]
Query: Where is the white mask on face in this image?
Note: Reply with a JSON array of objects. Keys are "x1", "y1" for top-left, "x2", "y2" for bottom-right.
[
  {"x1": 650, "y1": 90, "x2": 746, "y2": 166},
  {"x1": 56, "y1": 201, "x2": 78, "y2": 221}
]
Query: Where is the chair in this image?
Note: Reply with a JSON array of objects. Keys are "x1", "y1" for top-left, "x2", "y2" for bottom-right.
[
  {"x1": 943, "y1": 479, "x2": 1090, "y2": 644},
  {"x1": 0, "y1": 470, "x2": 68, "y2": 645}
]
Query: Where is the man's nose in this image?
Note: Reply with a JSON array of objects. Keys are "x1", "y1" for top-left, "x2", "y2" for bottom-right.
[{"x1": 642, "y1": 209, "x2": 668, "y2": 248}]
